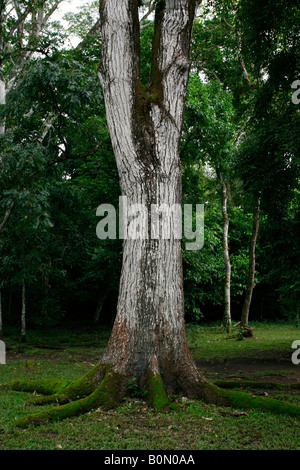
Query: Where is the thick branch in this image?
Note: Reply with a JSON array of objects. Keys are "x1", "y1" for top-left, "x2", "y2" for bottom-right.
[
  {"x1": 98, "y1": 0, "x2": 141, "y2": 179},
  {"x1": 7, "y1": 2, "x2": 33, "y2": 40},
  {"x1": 75, "y1": 19, "x2": 101, "y2": 51},
  {"x1": 140, "y1": 0, "x2": 156, "y2": 28},
  {"x1": 151, "y1": 0, "x2": 197, "y2": 109}
]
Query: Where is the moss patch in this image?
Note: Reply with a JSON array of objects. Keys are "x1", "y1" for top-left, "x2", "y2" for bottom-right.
[
  {"x1": 146, "y1": 372, "x2": 172, "y2": 412},
  {"x1": 213, "y1": 380, "x2": 300, "y2": 391},
  {"x1": 13, "y1": 367, "x2": 125, "y2": 429},
  {"x1": 1, "y1": 378, "x2": 68, "y2": 395},
  {"x1": 218, "y1": 388, "x2": 300, "y2": 418}
]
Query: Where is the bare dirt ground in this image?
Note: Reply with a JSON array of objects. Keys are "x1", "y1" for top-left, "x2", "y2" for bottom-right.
[
  {"x1": 6, "y1": 346, "x2": 300, "y2": 385},
  {"x1": 196, "y1": 358, "x2": 300, "y2": 385}
]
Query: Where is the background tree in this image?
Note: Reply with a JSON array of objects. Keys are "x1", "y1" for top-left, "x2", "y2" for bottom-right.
[
  {"x1": 235, "y1": 0, "x2": 300, "y2": 327},
  {"x1": 5, "y1": 0, "x2": 300, "y2": 429},
  {"x1": 189, "y1": 0, "x2": 299, "y2": 329},
  {"x1": 0, "y1": 0, "x2": 66, "y2": 233}
]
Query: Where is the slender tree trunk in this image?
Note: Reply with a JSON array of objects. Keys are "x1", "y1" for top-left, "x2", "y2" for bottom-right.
[
  {"x1": 94, "y1": 292, "x2": 108, "y2": 323},
  {"x1": 0, "y1": 75, "x2": 13, "y2": 234},
  {"x1": 0, "y1": 77, "x2": 6, "y2": 135},
  {"x1": 42, "y1": 276, "x2": 49, "y2": 317},
  {"x1": 0, "y1": 288, "x2": 3, "y2": 340},
  {"x1": 241, "y1": 197, "x2": 261, "y2": 330},
  {"x1": 221, "y1": 181, "x2": 231, "y2": 333},
  {"x1": 21, "y1": 279, "x2": 26, "y2": 343}
]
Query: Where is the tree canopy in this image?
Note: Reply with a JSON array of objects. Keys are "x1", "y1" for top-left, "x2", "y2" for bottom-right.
[{"x1": 0, "y1": 0, "x2": 299, "y2": 335}]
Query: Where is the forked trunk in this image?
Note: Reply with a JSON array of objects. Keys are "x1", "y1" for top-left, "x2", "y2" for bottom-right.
[
  {"x1": 6, "y1": 2, "x2": 300, "y2": 429},
  {"x1": 98, "y1": 0, "x2": 206, "y2": 394}
]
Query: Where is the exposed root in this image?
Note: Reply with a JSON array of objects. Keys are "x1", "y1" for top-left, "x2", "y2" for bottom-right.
[
  {"x1": 196, "y1": 381, "x2": 300, "y2": 418},
  {"x1": 220, "y1": 388, "x2": 300, "y2": 417},
  {"x1": 13, "y1": 367, "x2": 126, "y2": 428},
  {"x1": 0, "y1": 378, "x2": 68, "y2": 395},
  {"x1": 146, "y1": 371, "x2": 176, "y2": 412},
  {"x1": 3, "y1": 362, "x2": 300, "y2": 429},
  {"x1": 213, "y1": 380, "x2": 300, "y2": 391},
  {"x1": 26, "y1": 363, "x2": 107, "y2": 406}
]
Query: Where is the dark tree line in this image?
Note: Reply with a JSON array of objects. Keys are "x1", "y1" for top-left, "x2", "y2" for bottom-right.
[{"x1": 0, "y1": 0, "x2": 299, "y2": 343}]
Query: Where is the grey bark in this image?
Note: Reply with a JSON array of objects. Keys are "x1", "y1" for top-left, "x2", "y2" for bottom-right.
[
  {"x1": 241, "y1": 196, "x2": 261, "y2": 328},
  {"x1": 221, "y1": 181, "x2": 231, "y2": 332},
  {"x1": 98, "y1": 0, "x2": 206, "y2": 393},
  {"x1": 0, "y1": 77, "x2": 6, "y2": 134}
]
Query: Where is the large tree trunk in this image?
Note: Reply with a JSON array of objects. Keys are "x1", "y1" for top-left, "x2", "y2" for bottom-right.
[
  {"x1": 98, "y1": 0, "x2": 206, "y2": 394},
  {"x1": 7, "y1": 1, "x2": 300, "y2": 429},
  {"x1": 241, "y1": 196, "x2": 261, "y2": 332}
]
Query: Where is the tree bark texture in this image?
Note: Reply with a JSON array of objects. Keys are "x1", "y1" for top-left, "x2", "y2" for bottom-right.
[
  {"x1": 4, "y1": 2, "x2": 300, "y2": 429},
  {"x1": 98, "y1": 0, "x2": 206, "y2": 394},
  {"x1": 221, "y1": 181, "x2": 231, "y2": 332},
  {"x1": 5, "y1": 0, "x2": 218, "y2": 412}
]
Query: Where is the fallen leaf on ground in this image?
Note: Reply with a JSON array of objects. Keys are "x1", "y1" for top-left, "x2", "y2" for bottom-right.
[{"x1": 220, "y1": 410, "x2": 249, "y2": 417}]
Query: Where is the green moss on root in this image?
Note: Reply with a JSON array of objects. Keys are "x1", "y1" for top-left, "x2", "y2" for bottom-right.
[
  {"x1": 219, "y1": 388, "x2": 300, "y2": 418},
  {"x1": 213, "y1": 380, "x2": 300, "y2": 391},
  {"x1": 197, "y1": 381, "x2": 300, "y2": 418},
  {"x1": 27, "y1": 362, "x2": 107, "y2": 406},
  {"x1": 0, "y1": 378, "x2": 68, "y2": 395},
  {"x1": 146, "y1": 372, "x2": 173, "y2": 412},
  {"x1": 57, "y1": 362, "x2": 106, "y2": 401},
  {"x1": 13, "y1": 368, "x2": 125, "y2": 428},
  {"x1": 5, "y1": 362, "x2": 300, "y2": 429}
]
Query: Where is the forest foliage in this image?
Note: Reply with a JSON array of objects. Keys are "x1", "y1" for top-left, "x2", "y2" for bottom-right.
[{"x1": 0, "y1": 0, "x2": 299, "y2": 339}]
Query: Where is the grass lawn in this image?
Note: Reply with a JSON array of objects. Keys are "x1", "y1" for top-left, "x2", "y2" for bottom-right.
[
  {"x1": 186, "y1": 321, "x2": 300, "y2": 361},
  {"x1": 0, "y1": 322, "x2": 299, "y2": 451}
]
